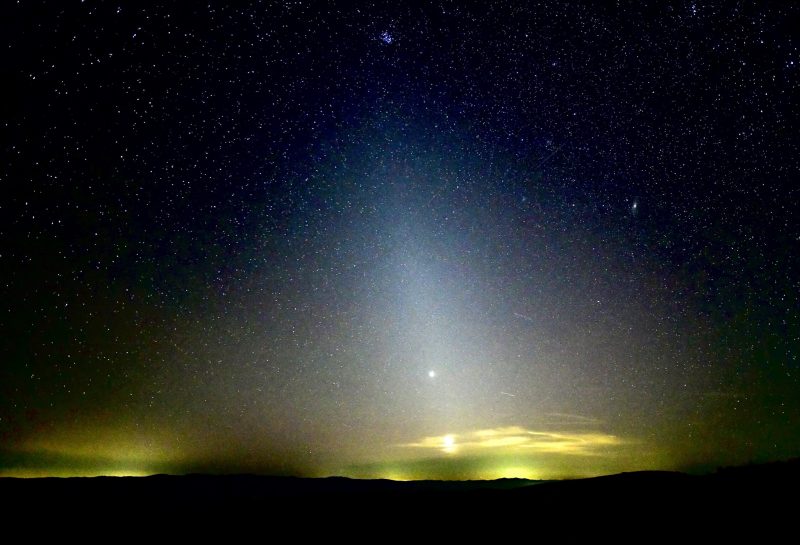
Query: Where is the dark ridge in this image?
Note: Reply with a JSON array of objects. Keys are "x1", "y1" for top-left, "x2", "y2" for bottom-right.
[{"x1": 1, "y1": 459, "x2": 797, "y2": 525}]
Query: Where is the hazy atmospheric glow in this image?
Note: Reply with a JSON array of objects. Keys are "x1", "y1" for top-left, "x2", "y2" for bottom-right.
[{"x1": 2, "y1": 2, "x2": 798, "y2": 480}]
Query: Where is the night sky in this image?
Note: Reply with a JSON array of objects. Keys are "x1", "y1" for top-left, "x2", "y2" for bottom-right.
[{"x1": 1, "y1": 1, "x2": 798, "y2": 480}]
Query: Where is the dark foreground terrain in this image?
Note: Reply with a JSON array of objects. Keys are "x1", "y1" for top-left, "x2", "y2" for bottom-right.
[{"x1": 2, "y1": 459, "x2": 797, "y2": 531}]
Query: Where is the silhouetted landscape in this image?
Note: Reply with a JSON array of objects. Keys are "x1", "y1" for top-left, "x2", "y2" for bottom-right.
[{"x1": 2, "y1": 459, "x2": 797, "y2": 524}]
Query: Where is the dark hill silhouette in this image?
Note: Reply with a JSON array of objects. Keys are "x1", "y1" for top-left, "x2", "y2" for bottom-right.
[{"x1": 1, "y1": 459, "x2": 797, "y2": 529}]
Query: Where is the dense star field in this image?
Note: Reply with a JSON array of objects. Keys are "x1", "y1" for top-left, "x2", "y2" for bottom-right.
[{"x1": 1, "y1": 1, "x2": 798, "y2": 480}]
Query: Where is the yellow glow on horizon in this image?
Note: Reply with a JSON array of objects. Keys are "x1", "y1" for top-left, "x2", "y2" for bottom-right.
[
  {"x1": 382, "y1": 472, "x2": 411, "y2": 482},
  {"x1": 0, "y1": 467, "x2": 154, "y2": 479},
  {"x1": 1, "y1": 423, "x2": 191, "y2": 479},
  {"x1": 480, "y1": 466, "x2": 540, "y2": 480}
]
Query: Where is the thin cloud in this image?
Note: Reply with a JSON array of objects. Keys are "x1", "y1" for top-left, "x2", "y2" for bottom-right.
[
  {"x1": 543, "y1": 413, "x2": 603, "y2": 425},
  {"x1": 400, "y1": 426, "x2": 623, "y2": 456}
]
